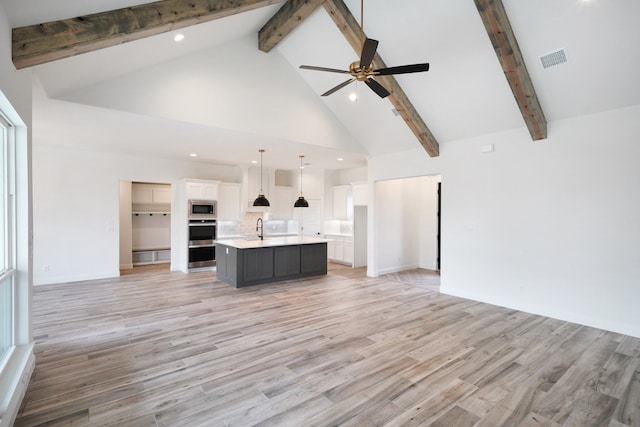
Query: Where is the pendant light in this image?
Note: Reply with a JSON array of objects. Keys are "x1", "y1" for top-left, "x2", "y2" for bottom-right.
[
  {"x1": 253, "y1": 149, "x2": 270, "y2": 207},
  {"x1": 294, "y1": 155, "x2": 309, "y2": 208}
]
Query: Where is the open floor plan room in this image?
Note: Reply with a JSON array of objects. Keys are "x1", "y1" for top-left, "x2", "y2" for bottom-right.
[{"x1": 15, "y1": 264, "x2": 640, "y2": 426}]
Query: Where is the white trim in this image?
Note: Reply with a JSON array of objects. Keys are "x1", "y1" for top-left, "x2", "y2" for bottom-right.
[{"x1": 0, "y1": 344, "x2": 34, "y2": 427}]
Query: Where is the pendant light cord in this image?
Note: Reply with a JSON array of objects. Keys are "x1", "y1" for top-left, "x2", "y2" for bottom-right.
[
  {"x1": 299, "y1": 155, "x2": 304, "y2": 196},
  {"x1": 260, "y1": 149, "x2": 264, "y2": 193}
]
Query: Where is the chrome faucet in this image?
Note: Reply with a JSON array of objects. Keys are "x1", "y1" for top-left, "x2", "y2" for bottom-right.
[{"x1": 256, "y1": 217, "x2": 264, "y2": 240}]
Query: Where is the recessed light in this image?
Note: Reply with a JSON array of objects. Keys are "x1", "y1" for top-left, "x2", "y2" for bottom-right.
[
  {"x1": 189, "y1": 153, "x2": 197, "y2": 157},
  {"x1": 349, "y1": 92, "x2": 358, "y2": 102},
  {"x1": 251, "y1": 160, "x2": 258, "y2": 164},
  {"x1": 337, "y1": 158, "x2": 344, "y2": 161},
  {"x1": 174, "y1": 34, "x2": 185, "y2": 42}
]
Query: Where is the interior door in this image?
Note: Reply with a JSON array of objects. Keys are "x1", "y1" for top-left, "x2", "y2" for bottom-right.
[{"x1": 437, "y1": 182, "x2": 441, "y2": 271}]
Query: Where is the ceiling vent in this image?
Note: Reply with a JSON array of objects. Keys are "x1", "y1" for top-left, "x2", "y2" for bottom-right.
[{"x1": 540, "y1": 49, "x2": 568, "y2": 69}]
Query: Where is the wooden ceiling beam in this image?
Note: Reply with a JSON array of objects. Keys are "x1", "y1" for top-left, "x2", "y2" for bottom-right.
[
  {"x1": 322, "y1": 0, "x2": 439, "y2": 157},
  {"x1": 258, "y1": 0, "x2": 325, "y2": 53},
  {"x1": 12, "y1": 0, "x2": 284, "y2": 69},
  {"x1": 474, "y1": 0, "x2": 547, "y2": 140}
]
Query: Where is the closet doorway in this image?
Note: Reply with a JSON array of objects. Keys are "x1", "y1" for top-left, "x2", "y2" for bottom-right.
[{"x1": 119, "y1": 181, "x2": 172, "y2": 274}]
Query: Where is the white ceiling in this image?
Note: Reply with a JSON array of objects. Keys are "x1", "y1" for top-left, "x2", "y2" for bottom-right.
[{"x1": 4, "y1": 0, "x2": 640, "y2": 171}]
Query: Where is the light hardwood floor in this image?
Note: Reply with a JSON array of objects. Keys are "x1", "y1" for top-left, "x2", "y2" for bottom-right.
[{"x1": 15, "y1": 263, "x2": 640, "y2": 426}]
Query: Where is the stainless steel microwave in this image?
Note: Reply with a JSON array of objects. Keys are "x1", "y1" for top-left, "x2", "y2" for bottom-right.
[{"x1": 188, "y1": 200, "x2": 217, "y2": 219}]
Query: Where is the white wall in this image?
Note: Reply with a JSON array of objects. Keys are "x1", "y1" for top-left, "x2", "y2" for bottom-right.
[
  {"x1": 370, "y1": 105, "x2": 640, "y2": 338},
  {"x1": 118, "y1": 181, "x2": 132, "y2": 269},
  {"x1": 60, "y1": 35, "x2": 362, "y2": 154},
  {"x1": 32, "y1": 144, "x2": 241, "y2": 285}
]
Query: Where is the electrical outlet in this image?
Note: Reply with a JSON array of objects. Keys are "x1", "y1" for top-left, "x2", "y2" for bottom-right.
[{"x1": 43, "y1": 265, "x2": 50, "y2": 272}]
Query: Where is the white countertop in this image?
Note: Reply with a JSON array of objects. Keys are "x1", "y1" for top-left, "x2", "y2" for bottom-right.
[{"x1": 215, "y1": 236, "x2": 329, "y2": 249}]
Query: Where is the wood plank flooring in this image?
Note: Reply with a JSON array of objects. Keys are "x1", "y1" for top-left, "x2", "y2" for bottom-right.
[{"x1": 15, "y1": 263, "x2": 640, "y2": 426}]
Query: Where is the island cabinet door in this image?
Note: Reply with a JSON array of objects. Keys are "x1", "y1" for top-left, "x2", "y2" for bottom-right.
[
  {"x1": 242, "y1": 248, "x2": 274, "y2": 282},
  {"x1": 301, "y1": 243, "x2": 328, "y2": 275},
  {"x1": 274, "y1": 246, "x2": 301, "y2": 278}
]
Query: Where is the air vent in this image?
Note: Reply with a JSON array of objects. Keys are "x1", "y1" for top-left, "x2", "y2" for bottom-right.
[{"x1": 540, "y1": 49, "x2": 568, "y2": 69}]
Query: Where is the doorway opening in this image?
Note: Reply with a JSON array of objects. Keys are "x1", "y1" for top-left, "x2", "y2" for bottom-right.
[
  {"x1": 373, "y1": 174, "x2": 440, "y2": 282},
  {"x1": 119, "y1": 181, "x2": 172, "y2": 275}
]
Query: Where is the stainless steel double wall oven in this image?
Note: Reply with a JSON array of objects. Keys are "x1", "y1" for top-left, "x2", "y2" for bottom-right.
[{"x1": 188, "y1": 200, "x2": 217, "y2": 269}]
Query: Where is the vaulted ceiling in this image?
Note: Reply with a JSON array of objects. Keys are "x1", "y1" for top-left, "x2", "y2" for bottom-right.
[{"x1": 4, "y1": 0, "x2": 640, "y2": 171}]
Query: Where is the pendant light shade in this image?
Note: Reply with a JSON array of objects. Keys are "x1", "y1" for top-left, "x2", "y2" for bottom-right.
[
  {"x1": 253, "y1": 194, "x2": 270, "y2": 207},
  {"x1": 294, "y1": 155, "x2": 309, "y2": 208},
  {"x1": 253, "y1": 149, "x2": 270, "y2": 207},
  {"x1": 294, "y1": 196, "x2": 309, "y2": 208}
]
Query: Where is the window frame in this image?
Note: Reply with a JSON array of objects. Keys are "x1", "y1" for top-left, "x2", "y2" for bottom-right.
[{"x1": 0, "y1": 112, "x2": 16, "y2": 371}]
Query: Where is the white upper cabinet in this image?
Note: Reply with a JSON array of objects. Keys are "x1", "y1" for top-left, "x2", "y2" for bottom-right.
[
  {"x1": 132, "y1": 183, "x2": 172, "y2": 204},
  {"x1": 186, "y1": 179, "x2": 219, "y2": 200},
  {"x1": 131, "y1": 183, "x2": 171, "y2": 214},
  {"x1": 218, "y1": 183, "x2": 242, "y2": 220},
  {"x1": 151, "y1": 187, "x2": 171, "y2": 204},
  {"x1": 332, "y1": 185, "x2": 352, "y2": 220}
]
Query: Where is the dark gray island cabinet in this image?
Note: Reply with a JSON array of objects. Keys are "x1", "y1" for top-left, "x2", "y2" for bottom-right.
[{"x1": 215, "y1": 237, "x2": 328, "y2": 287}]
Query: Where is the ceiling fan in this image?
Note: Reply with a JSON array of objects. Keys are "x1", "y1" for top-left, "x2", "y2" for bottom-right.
[{"x1": 299, "y1": 0, "x2": 429, "y2": 99}]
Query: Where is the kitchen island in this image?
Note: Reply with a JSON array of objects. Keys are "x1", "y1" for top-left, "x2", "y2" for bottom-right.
[{"x1": 215, "y1": 236, "x2": 328, "y2": 288}]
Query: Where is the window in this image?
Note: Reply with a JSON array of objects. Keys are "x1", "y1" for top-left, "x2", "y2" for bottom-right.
[{"x1": 0, "y1": 113, "x2": 15, "y2": 366}]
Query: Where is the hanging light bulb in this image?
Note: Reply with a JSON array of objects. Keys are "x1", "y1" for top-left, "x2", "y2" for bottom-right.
[
  {"x1": 349, "y1": 81, "x2": 358, "y2": 102},
  {"x1": 294, "y1": 155, "x2": 309, "y2": 208},
  {"x1": 253, "y1": 149, "x2": 270, "y2": 207}
]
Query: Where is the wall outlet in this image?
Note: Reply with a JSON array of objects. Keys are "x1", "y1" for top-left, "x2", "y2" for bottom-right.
[{"x1": 43, "y1": 265, "x2": 50, "y2": 272}]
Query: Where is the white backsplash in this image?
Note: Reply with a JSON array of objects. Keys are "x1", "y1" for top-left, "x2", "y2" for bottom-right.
[
  {"x1": 324, "y1": 220, "x2": 353, "y2": 236},
  {"x1": 218, "y1": 212, "x2": 298, "y2": 238}
]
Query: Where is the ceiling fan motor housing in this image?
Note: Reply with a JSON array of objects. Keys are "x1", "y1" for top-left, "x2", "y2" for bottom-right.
[{"x1": 350, "y1": 61, "x2": 374, "y2": 81}]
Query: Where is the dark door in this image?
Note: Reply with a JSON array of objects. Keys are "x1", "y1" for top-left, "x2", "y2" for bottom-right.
[
  {"x1": 437, "y1": 182, "x2": 441, "y2": 271},
  {"x1": 274, "y1": 246, "x2": 301, "y2": 278},
  {"x1": 243, "y1": 248, "x2": 274, "y2": 282}
]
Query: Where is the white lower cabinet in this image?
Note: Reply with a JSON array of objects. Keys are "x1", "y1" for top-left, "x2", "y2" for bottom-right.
[
  {"x1": 326, "y1": 235, "x2": 353, "y2": 266},
  {"x1": 343, "y1": 238, "x2": 353, "y2": 264}
]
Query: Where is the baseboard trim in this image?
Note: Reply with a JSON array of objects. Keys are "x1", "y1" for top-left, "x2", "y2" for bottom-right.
[{"x1": 0, "y1": 344, "x2": 35, "y2": 427}]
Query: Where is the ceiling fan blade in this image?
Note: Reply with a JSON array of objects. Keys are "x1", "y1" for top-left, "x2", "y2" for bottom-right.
[
  {"x1": 360, "y1": 38, "x2": 379, "y2": 69},
  {"x1": 321, "y1": 78, "x2": 356, "y2": 96},
  {"x1": 300, "y1": 65, "x2": 351, "y2": 74},
  {"x1": 365, "y1": 78, "x2": 390, "y2": 98},
  {"x1": 374, "y1": 63, "x2": 430, "y2": 76}
]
